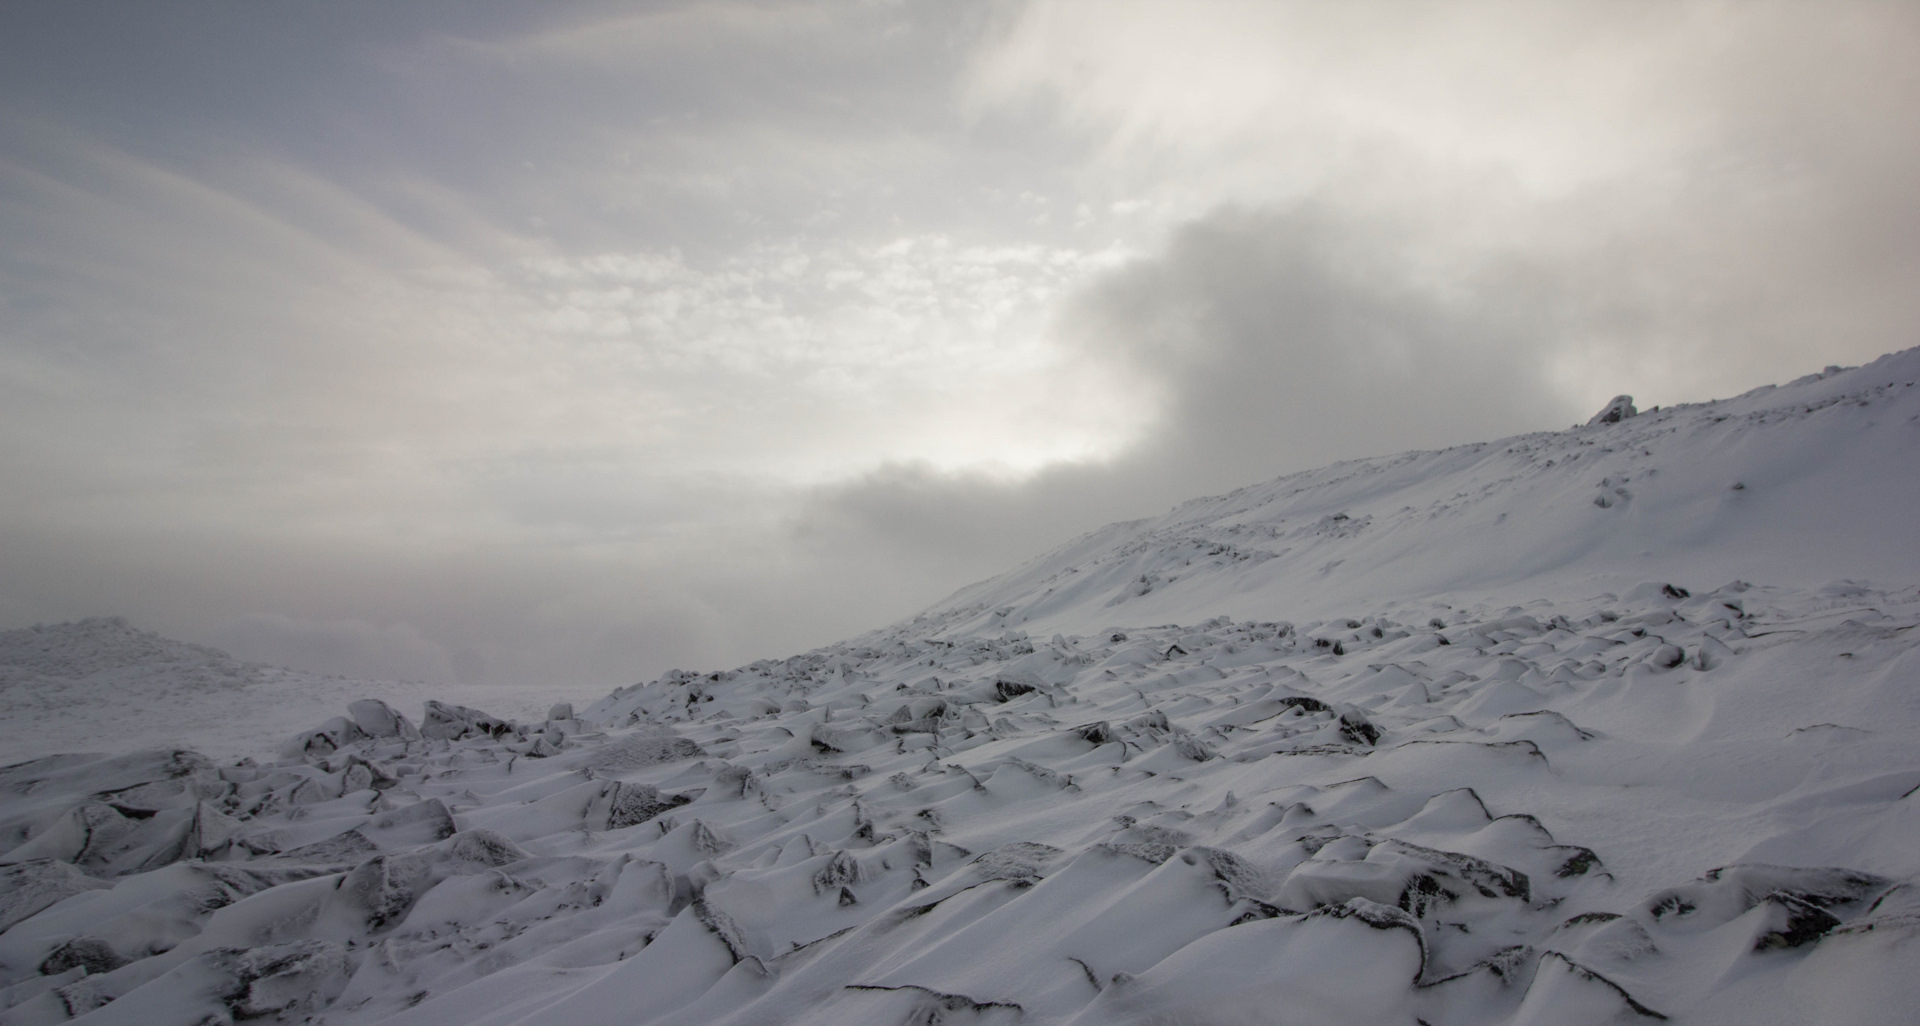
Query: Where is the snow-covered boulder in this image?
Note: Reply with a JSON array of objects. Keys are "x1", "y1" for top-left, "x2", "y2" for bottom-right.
[
  {"x1": 346, "y1": 698, "x2": 419, "y2": 740},
  {"x1": 1585, "y1": 394, "x2": 1637, "y2": 425}
]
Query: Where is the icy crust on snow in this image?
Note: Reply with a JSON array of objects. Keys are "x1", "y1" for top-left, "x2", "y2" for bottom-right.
[
  {"x1": 3, "y1": 581, "x2": 1919, "y2": 1025},
  {"x1": 920, "y1": 348, "x2": 1920, "y2": 640}
]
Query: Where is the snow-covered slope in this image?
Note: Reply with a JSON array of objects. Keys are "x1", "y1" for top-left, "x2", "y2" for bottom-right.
[
  {"x1": 921, "y1": 348, "x2": 1920, "y2": 640},
  {"x1": 2, "y1": 352, "x2": 1917, "y2": 1026}
]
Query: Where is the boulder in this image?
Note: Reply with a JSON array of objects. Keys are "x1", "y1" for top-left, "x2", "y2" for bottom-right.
[{"x1": 1586, "y1": 395, "x2": 1637, "y2": 426}]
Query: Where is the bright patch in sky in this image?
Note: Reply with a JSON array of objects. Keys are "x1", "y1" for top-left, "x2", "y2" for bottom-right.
[
  {"x1": 1, "y1": 0, "x2": 1916, "y2": 687},
  {"x1": 513, "y1": 234, "x2": 1143, "y2": 479}
]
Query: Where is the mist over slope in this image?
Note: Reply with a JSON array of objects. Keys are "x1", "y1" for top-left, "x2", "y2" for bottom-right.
[
  {"x1": 921, "y1": 348, "x2": 1920, "y2": 640},
  {"x1": 1, "y1": 350, "x2": 1917, "y2": 1026}
]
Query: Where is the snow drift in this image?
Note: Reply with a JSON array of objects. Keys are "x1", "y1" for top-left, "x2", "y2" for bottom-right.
[{"x1": 2, "y1": 350, "x2": 1918, "y2": 1025}]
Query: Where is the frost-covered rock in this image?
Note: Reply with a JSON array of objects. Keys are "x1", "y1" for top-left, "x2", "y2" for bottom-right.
[
  {"x1": 419, "y1": 699, "x2": 513, "y2": 741},
  {"x1": 347, "y1": 698, "x2": 419, "y2": 740},
  {"x1": 1586, "y1": 394, "x2": 1638, "y2": 426}
]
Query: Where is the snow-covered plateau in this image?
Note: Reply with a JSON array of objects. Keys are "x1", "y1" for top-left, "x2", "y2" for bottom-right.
[{"x1": 4, "y1": 349, "x2": 1919, "y2": 1025}]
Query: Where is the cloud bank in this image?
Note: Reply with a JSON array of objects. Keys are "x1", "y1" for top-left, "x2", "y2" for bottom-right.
[{"x1": 1, "y1": 0, "x2": 1916, "y2": 694}]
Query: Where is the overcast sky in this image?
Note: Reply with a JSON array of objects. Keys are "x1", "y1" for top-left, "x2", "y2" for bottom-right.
[{"x1": 3, "y1": 0, "x2": 1916, "y2": 691}]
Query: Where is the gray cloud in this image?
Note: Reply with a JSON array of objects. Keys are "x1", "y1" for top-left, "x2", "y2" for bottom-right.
[
  {"x1": 968, "y1": 0, "x2": 1920, "y2": 401},
  {"x1": 1061, "y1": 205, "x2": 1570, "y2": 483},
  {"x1": 2, "y1": 1, "x2": 1917, "y2": 694},
  {"x1": 210, "y1": 614, "x2": 463, "y2": 684},
  {"x1": 789, "y1": 200, "x2": 1579, "y2": 588}
]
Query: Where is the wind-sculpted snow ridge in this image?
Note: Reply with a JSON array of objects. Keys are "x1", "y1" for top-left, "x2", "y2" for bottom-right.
[{"x1": 3, "y1": 580, "x2": 1918, "y2": 1025}]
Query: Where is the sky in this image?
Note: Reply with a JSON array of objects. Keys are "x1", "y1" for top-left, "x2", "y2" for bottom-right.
[{"x1": 2, "y1": 0, "x2": 1917, "y2": 693}]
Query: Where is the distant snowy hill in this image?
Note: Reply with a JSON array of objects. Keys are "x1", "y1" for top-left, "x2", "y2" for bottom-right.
[
  {"x1": 2, "y1": 352, "x2": 1917, "y2": 1025},
  {"x1": 0, "y1": 618, "x2": 248, "y2": 683},
  {"x1": 0, "y1": 618, "x2": 575, "y2": 765}
]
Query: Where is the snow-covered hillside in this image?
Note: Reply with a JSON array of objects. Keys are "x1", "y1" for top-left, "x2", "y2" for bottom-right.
[
  {"x1": 0, "y1": 619, "x2": 577, "y2": 765},
  {"x1": 922, "y1": 348, "x2": 1920, "y2": 640},
  {"x1": 2, "y1": 352, "x2": 1917, "y2": 1025}
]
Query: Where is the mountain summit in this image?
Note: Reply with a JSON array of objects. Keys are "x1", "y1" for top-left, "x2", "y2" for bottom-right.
[{"x1": 2, "y1": 351, "x2": 1917, "y2": 1025}]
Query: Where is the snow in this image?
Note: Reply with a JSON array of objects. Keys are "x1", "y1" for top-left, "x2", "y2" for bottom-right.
[
  {"x1": 2, "y1": 350, "x2": 1918, "y2": 1024},
  {"x1": 0, "y1": 619, "x2": 580, "y2": 766}
]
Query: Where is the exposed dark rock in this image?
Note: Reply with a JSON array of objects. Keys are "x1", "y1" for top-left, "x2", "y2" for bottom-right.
[
  {"x1": 1338, "y1": 711, "x2": 1382, "y2": 746},
  {"x1": 1753, "y1": 892, "x2": 1843, "y2": 950},
  {"x1": 1552, "y1": 847, "x2": 1603, "y2": 878},
  {"x1": 1074, "y1": 721, "x2": 1114, "y2": 745},
  {"x1": 420, "y1": 701, "x2": 513, "y2": 741},
  {"x1": 1701, "y1": 864, "x2": 1890, "y2": 910},
  {"x1": 992, "y1": 678, "x2": 1037, "y2": 702},
  {"x1": 39, "y1": 937, "x2": 128, "y2": 977},
  {"x1": 1377, "y1": 839, "x2": 1531, "y2": 902},
  {"x1": 1399, "y1": 873, "x2": 1459, "y2": 917},
  {"x1": 1171, "y1": 735, "x2": 1216, "y2": 761},
  {"x1": 286, "y1": 717, "x2": 368, "y2": 761},
  {"x1": 210, "y1": 940, "x2": 353, "y2": 1019},
  {"x1": 844, "y1": 983, "x2": 1022, "y2": 1016},
  {"x1": 604, "y1": 782, "x2": 694, "y2": 830},
  {"x1": 1645, "y1": 864, "x2": 1891, "y2": 933},
  {"x1": 1648, "y1": 894, "x2": 1696, "y2": 921},
  {"x1": 891, "y1": 716, "x2": 943, "y2": 735},
  {"x1": 812, "y1": 850, "x2": 863, "y2": 895}
]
